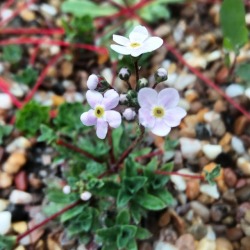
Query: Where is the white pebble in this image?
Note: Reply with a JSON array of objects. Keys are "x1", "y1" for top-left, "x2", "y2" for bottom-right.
[
  {"x1": 50, "y1": 45, "x2": 60, "y2": 55},
  {"x1": 9, "y1": 190, "x2": 33, "y2": 204},
  {"x1": 206, "y1": 225, "x2": 216, "y2": 241},
  {"x1": 6, "y1": 136, "x2": 31, "y2": 153},
  {"x1": 174, "y1": 74, "x2": 196, "y2": 90},
  {"x1": 245, "y1": 88, "x2": 250, "y2": 99},
  {"x1": 0, "y1": 211, "x2": 11, "y2": 235},
  {"x1": 202, "y1": 144, "x2": 222, "y2": 160},
  {"x1": 225, "y1": 84, "x2": 244, "y2": 97},
  {"x1": 0, "y1": 93, "x2": 12, "y2": 109},
  {"x1": 40, "y1": 3, "x2": 57, "y2": 16},
  {"x1": 180, "y1": 137, "x2": 201, "y2": 159},
  {"x1": 170, "y1": 174, "x2": 186, "y2": 191},
  {"x1": 154, "y1": 241, "x2": 178, "y2": 250},
  {"x1": 204, "y1": 111, "x2": 220, "y2": 123},
  {"x1": 200, "y1": 184, "x2": 220, "y2": 199},
  {"x1": 231, "y1": 136, "x2": 245, "y2": 154},
  {"x1": 1, "y1": 9, "x2": 13, "y2": 21}
]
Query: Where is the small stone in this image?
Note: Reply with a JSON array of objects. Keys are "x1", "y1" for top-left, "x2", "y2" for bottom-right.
[
  {"x1": 204, "y1": 111, "x2": 220, "y2": 123},
  {"x1": 61, "y1": 61, "x2": 73, "y2": 78},
  {"x1": 225, "y1": 84, "x2": 244, "y2": 97},
  {"x1": 180, "y1": 137, "x2": 201, "y2": 159},
  {"x1": 206, "y1": 226, "x2": 216, "y2": 240},
  {"x1": 215, "y1": 67, "x2": 229, "y2": 84},
  {"x1": 6, "y1": 137, "x2": 31, "y2": 153},
  {"x1": 47, "y1": 236, "x2": 63, "y2": 250},
  {"x1": 210, "y1": 119, "x2": 226, "y2": 137},
  {"x1": 0, "y1": 199, "x2": 9, "y2": 212},
  {"x1": 0, "y1": 171, "x2": 13, "y2": 188},
  {"x1": 223, "y1": 168, "x2": 237, "y2": 188},
  {"x1": 170, "y1": 174, "x2": 186, "y2": 191},
  {"x1": 40, "y1": 3, "x2": 57, "y2": 16},
  {"x1": 186, "y1": 180, "x2": 200, "y2": 200},
  {"x1": 174, "y1": 74, "x2": 196, "y2": 90},
  {"x1": 241, "y1": 221, "x2": 250, "y2": 236},
  {"x1": 219, "y1": 133, "x2": 232, "y2": 148},
  {"x1": 215, "y1": 238, "x2": 233, "y2": 250},
  {"x1": 0, "y1": 93, "x2": 12, "y2": 109},
  {"x1": 154, "y1": 24, "x2": 171, "y2": 37},
  {"x1": 0, "y1": 211, "x2": 11, "y2": 235},
  {"x1": 241, "y1": 237, "x2": 250, "y2": 250},
  {"x1": 237, "y1": 157, "x2": 250, "y2": 176},
  {"x1": 235, "y1": 185, "x2": 250, "y2": 202},
  {"x1": 231, "y1": 136, "x2": 245, "y2": 154},
  {"x1": 12, "y1": 221, "x2": 28, "y2": 234},
  {"x1": 210, "y1": 203, "x2": 230, "y2": 222},
  {"x1": 14, "y1": 246, "x2": 25, "y2": 250},
  {"x1": 3, "y1": 151, "x2": 27, "y2": 174},
  {"x1": 188, "y1": 223, "x2": 208, "y2": 240},
  {"x1": 195, "y1": 123, "x2": 210, "y2": 140},
  {"x1": 158, "y1": 211, "x2": 171, "y2": 227},
  {"x1": 226, "y1": 227, "x2": 243, "y2": 241},
  {"x1": 234, "y1": 116, "x2": 249, "y2": 135},
  {"x1": 20, "y1": 9, "x2": 36, "y2": 21},
  {"x1": 196, "y1": 238, "x2": 216, "y2": 250},
  {"x1": 154, "y1": 241, "x2": 178, "y2": 250},
  {"x1": 190, "y1": 201, "x2": 210, "y2": 222},
  {"x1": 9, "y1": 190, "x2": 32, "y2": 204},
  {"x1": 14, "y1": 171, "x2": 28, "y2": 191},
  {"x1": 200, "y1": 184, "x2": 220, "y2": 199},
  {"x1": 175, "y1": 234, "x2": 195, "y2": 250},
  {"x1": 214, "y1": 99, "x2": 227, "y2": 113},
  {"x1": 245, "y1": 88, "x2": 250, "y2": 99},
  {"x1": 52, "y1": 95, "x2": 65, "y2": 106},
  {"x1": 202, "y1": 144, "x2": 222, "y2": 160}
]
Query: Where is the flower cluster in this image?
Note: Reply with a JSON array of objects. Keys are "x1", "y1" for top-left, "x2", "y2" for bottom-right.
[{"x1": 80, "y1": 25, "x2": 186, "y2": 139}]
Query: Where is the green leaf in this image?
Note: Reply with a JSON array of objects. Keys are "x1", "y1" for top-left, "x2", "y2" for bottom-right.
[
  {"x1": 96, "y1": 226, "x2": 119, "y2": 242},
  {"x1": 117, "y1": 225, "x2": 137, "y2": 249},
  {"x1": 135, "y1": 227, "x2": 152, "y2": 240},
  {"x1": 60, "y1": 205, "x2": 84, "y2": 223},
  {"x1": 236, "y1": 63, "x2": 250, "y2": 82},
  {"x1": 62, "y1": 0, "x2": 117, "y2": 17},
  {"x1": 204, "y1": 165, "x2": 221, "y2": 185},
  {"x1": 0, "y1": 235, "x2": 16, "y2": 250},
  {"x1": 130, "y1": 202, "x2": 143, "y2": 224},
  {"x1": 152, "y1": 189, "x2": 174, "y2": 205},
  {"x1": 117, "y1": 189, "x2": 133, "y2": 208},
  {"x1": 116, "y1": 210, "x2": 130, "y2": 225},
  {"x1": 95, "y1": 181, "x2": 120, "y2": 197},
  {"x1": 123, "y1": 176, "x2": 147, "y2": 194},
  {"x1": 0, "y1": 125, "x2": 13, "y2": 145},
  {"x1": 151, "y1": 175, "x2": 169, "y2": 190},
  {"x1": 37, "y1": 124, "x2": 57, "y2": 144},
  {"x1": 16, "y1": 101, "x2": 50, "y2": 137},
  {"x1": 126, "y1": 239, "x2": 138, "y2": 250},
  {"x1": 135, "y1": 192, "x2": 166, "y2": 211},
  {"x1": 85, "y1": 162, "x2": 106, "y2": 176},
  {"x1": 14, "y1": 67, "x2": 38, "y2": 86},
  {"x1": 220, "y1": 0, "x2": 248, "y2": 50},
  {"x1": 47, "y1": 189, "x2": 74, "y2": 204},
  {"x1": 124, "y1": 157, "x2": 139, "y2": 177},
  {"x1": 2, "y1": 45, "x2": 23, "y2": 64},
  {"x1": 112, "y1": 126, "x2": 124, "y2": 158}
]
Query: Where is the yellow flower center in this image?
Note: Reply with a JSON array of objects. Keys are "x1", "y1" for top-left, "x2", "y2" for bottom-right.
[
  {"x1": 152, "y1": 106, "x2": 165, "y2": 118},
  {"x1": 94, "y1": 106, "x2": 105, "y2": 118},
  {"x1": 130, "y1": 42, "x2": 141, "y2": 48}
]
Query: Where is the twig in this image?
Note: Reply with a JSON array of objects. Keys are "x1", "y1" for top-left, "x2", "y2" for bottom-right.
[
  {"x1": 134, "y1": 60, "x2": 139, "y2": 82},
  {"x1": 107, "y1": 128, "x2": 115, "y2": 164},
  {"x1": 154, "y1": 170, "x2": 204, "y2": 180},
  {"x1": 17, "y1": 200, "x2": 81, "y2": 243},
  {"x1": 29, "y1": 45, "x2": 40, "y2": 66},
  {"x1": 56, "y1": 139, "x2": 104, "y2": 164},
  {"x1": 135, "y1": 150, "x2": 163, "y2": 161},
  {"x1": 0, "y1": 28, "x2": 64, "y2": 35}
]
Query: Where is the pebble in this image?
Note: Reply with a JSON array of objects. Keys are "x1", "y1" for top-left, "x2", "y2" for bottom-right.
[
  {"x1": 9, "y1": 190, "x2": 32, "y2": 204},
  {"x1": 0, "y1": 199, "x2": 9, "y2": 212},
  {"x1": 3, "y1": 151, "x2": 27, "y2": 174},
  {"x1": 14, "y1": 171, "x2": 28, "y2": 191},
  {"x1": 170, "y1": 174, "x2": 186, "y2": 191},
  {"x1": 174, "y1": 74, "x2": 196, "y2": 90},
  {"x1": 202, "y1": 144, "x2": 222, "y2": 160},
  {"x1": 223, "y1": 168, "x2": 237, "y2": 188},
  {"x1": 241, "y1": 237, "x2": 250, "y2": 250},
  {"x1": 190, "y1": 201, "x2": 210, "y2": 222},
  {"x1": 20, "y1": 9, "x2": 36, "y2": 22},
  {"x1": 0, "y1": 171, "x2": 13, "y2": 188},
  {"x1": 226, "y1": 227, "x2": 244, "y2": 241},
  {"x1": 6, "y1": 137, "x2": 31, "y2": 153},
  {"x1": 204, "y1": 111, "x2": 220, "y2": 123},
  {"x1": 231, "y1": 136, "x2": 245, "y2": 154},
  {"x1": 180, "y1": 137, "x2": 201, "y2": 159},
  {"x1": 234, "y1": 116, "x2": 249, "y2": 135},
  {"x1": 196, "y1": 238, "x2": 216, "y2": 250},
  {"x1": 225, "y1": 84, "x2": 244, "y2": 97},
  {"x1": 154, "y1": 241, "x2": 178, "y2": 250},
  {"x1": 0, "y1": 211, "x2": 11, "y2": 235},
  {"x1": 215, "y1": 238, "x2": 233, "y2": 250},
  {"x1": 235, "y1": 185, "x2": 250, "y2": 202},
  {"x1": 188, "y1": 223, "x2": 208, "y2": 240},
  {"x1": 245, "y1": 88, "x2": 250, "y2": 99},
  {"x1": 40, "y1": 3, "x2": 57, "y2": 16},
  {"x1": 12, "y1": 221, "x2": 28, "y2": 234},
  {"x1": 186, "y1": 180, "x2": 200, "y2": 200},
  {"x1": 0, "y1": 93, "x2": 12, "y2": 109},
  {"x1": 210, "y1": 203, "x2": 230, "y2": 222},
  {"x1": 158, "y1": 211, "x2": 171, "y2": 227},
  {"x1": 200, "y1": 184, "x2": 220, "y2": 199},
  {"x1": 210, "y1": 118, "x2": 226, "y2": 137},
  {"x1": 175, "y1": 234, "x2": 195, "y2": 250},
  {"x1": 237, "y1": 157, "x2": 250, "y2": 176},
  {"x1": 195, "y1": 123, "x2": 210, "y2": 140}
]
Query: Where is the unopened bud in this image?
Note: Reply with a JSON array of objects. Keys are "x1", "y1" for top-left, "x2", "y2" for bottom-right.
[
  {"x1": 123, "y1": 108, "x2": 136, "y2": 121},
  {"x1": 87, "y1": 74, "x2": 99, "y2": 90},
  {"x1": 138, "y1": 78, "x2": 148, "y2": 89},
  {"x1": 80, "y1": 191, "x2": 92, "y2": 201},
  {"x1": 119, "y1": 94, "x2": 128, "y2": 103},
  {"x1": 118, "y1": 68, "x2": 131, "y2": 81},
  {"x1": 155, "y1": 68, "x2": 168, "y2": 83},
  {"x1": 63, "y1": 185, "x2": 71, "y2": 194}
]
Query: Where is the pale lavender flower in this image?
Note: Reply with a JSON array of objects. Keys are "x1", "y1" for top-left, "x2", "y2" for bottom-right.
[
  {"x1": 123, "y1": 108, "x2": 136, "y2": 121},
  {"x1": 110, "y1": 25, "x2": 163, "y2": 57},
  {"x1": 138, "y1": 88, "x2": 186, "y2": 136},
  {"x1": 87, "y1": 74, "x2": 99, "y2": 90},
  {"x1": 80, "y1": 89, "x2": 121, "y2": 139}
]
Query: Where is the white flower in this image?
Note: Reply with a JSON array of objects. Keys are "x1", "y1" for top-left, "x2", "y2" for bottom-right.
[
  {"x1": 119, "y1": 94, "x2": 128, "y2": 103},
  {"x1": 87, "y1": 74, "x2": 99, "y2": 90},
  {"x1": 110, "y1": 25, "x2": 163, "y2": 57},
  {"x1": 63, "y1": 185, "x2": 71, "y2": 194},
  {"x1": 123, "y1": 108, "x2": 136, "y2": 121},
  {"x1": 80, "y1": 191, "x2": 92, "y2": 201}
]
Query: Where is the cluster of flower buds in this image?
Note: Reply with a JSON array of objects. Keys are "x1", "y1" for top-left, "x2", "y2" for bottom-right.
[
  {"x1": 80, "y1": 25, "x2": 186, "y2": 139},
  {"x1": 63, "y1": 185, "x2": 92, "y2": 201}
]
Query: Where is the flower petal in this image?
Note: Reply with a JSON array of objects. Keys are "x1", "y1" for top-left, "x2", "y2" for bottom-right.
[
  {"x1": 96, "y1": 119, "x2": 108, "y2": 139},
  {"x1": 129, "y1": 25, "x2": 148, "y2": 43},
  {"x1": 131, "y1": 47, "x2": 148, "y2": 57},
  {"x1": 164, "y1": 107, "x2": 187, "y2": 127},
  {"x1": 113, "y1": 34, "x2": 130, "y2": 46},
  {"x1": 86, "y1": 90, "x2": 103, "y2": 109},
  {"x1": 138, "y1": 88, "x2": 157, "y2": 108},
  {"x1": 158, "y1": 88, "x2": 180, "y2": 109},
  {"x1": 142, "y1": 37, "x2": 163, "y2": 53},
  {"x1": 105, "y1": 110, "x2": 121, "y2": 128},
  {"x1": 110, "y1": 44, "x2": 131, "y2": 55},
  {"x1": 139, "y1": 107, "x2": 155, "y2": 128},
  {"x1": 151, "y1": 120, "x2": 171, "y2": 137},
  {"x1": 102, "y1": 89, "x2": 119, "y2": 110},
  {"x1": 80, "y1": 110, "x2": 97, "y2": 126}
]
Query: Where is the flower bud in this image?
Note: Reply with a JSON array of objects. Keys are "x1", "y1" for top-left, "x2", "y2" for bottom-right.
[
  {"x1": 155, "y1": 68, "x2": 168, "y2": 83},
  {"x1": 118, "y1": 68, "x2": 131, "y2": 81},
  {"x1": 80, "y1": 191, "x2": 92, "y2": 201},
  {"x1": 123, "y1": 108, "x2": 136, "y2": 121},
  {"x1": 87, "y1": 74, "x2": 99, "y2": 90},
  {"x1": 119, "y1": 94, "x2": 128, "y2": 103},
  {"x1": 138, "y1": 78, "x2": 148, "y2": 89},
  {"x1": 63, "y1": 185, "x2": 71, "y2": 194}
]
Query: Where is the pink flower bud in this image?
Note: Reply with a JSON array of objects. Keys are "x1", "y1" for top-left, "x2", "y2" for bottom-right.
[
  {"x1": 80, "y1": 191, "x2": 92, "y2": 201},
  {"x1": 123, "y1": 108, "x2": 136, "y2": 121},
  {"x1": 87, "y1": 74, "x2": 99, "y2": 90}
]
